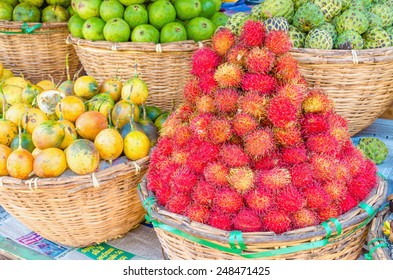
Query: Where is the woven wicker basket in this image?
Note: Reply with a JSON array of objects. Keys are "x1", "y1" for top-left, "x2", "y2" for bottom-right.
[
  {"x1": 0, "y1": 156, "x2": 149, "y2": 248},
  {"x1": 0, "y1": 20, "x2": 80, "y2": 84},
  {"x1": 366, "y1": 196, "x2": 393, "y2": 260},
  {"x1": 290, "y1": 47, "x2": 393, "y2": 136},
  {"x1": 67, "y1": 36, "x2": 210, "y2": 111},
  {"x1": 138, "y1": 177, "x2": 387, "y2": 260}
]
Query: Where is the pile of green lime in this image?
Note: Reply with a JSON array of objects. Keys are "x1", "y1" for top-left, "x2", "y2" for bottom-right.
[
  {"x1": 0, "y1": 0, "x2": 73, "y2": 23},
  {"x1": 67, "y1": 0, "x2": 228, "y2": 43}
]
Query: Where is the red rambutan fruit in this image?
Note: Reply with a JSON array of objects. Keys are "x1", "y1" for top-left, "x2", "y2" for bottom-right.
[
  {"x1": 208, "y1": 211, "x2": 233, "y2": 231},
  {"x1": 323, "y1": 181, "x2": 348, "y2": 201},
  {"x1": 303, "y1": 185, "x2": 331, "y2": 211},
  {"x1": 239, "y1": 19, "x2": 266, "y2": 47},
  {"x1": 244, "y1": 187, "x2": 274, "y2": 213},
  {"x1": 301, "y1": 113, "x2": 329, "y2": 136},
  {"x1": 186, "y1": 204, "x2": 210, "y2": 223},
  {"x1": 231, "y1": 113, "x2": 259, "y2": 137},
  {"x1": 334, "y1": 161, "x2": 352, "y2": 184},
  {"x1": 228, "y1": 167, "x2": 255, "y2": 193},
  {"x1": 262, "y1": 211, "x2": 292, "y2": 234},
  {"x1": 183, "y1": 77, "x2": 202, "y2": 105},
  {"x1": 310, "y1": 154, "x2": 338, "y2": 182},
  {"x1": 268, "y1": 96, "x2": 298, "y2": 128},
  {"x1": 348, "y1": 176, "x2": 373, "y2": 202},
  {"x1": 257, "y1": 167, "x2": 291, "y2": 192},
  {"x1": 277, "y1": 83, "x2": 306, "y2": 108},
  {"x1": 196, "y1": 141, "x2": 220, "y2": 160},
  {"x1": 238, "y1": 92, "x2": 270, "y2": 120},
  {"x1": 176, "y1": 104, "x2": 194, "y2": 122},
  {"x1": 214, "y1": 88, "x2": 239, "y2": 113},
  {"x1": 245, "y1": 47, "x2": 275, "y2": 74},
  {"x1": 276, "y1": 186, "x2": 306, "y2": 213},
  {"x1": 160, "y1": 114, "x2": 182, "y2": 138},
  {"x1": 338, "y1": 194, "x2": 358, "y2": 214},
  {"x1": 265, "y1": 30, "x2": 292, "y2": 55},
  {"x1": 156, "y1": 160, "x2": 180, "y2": 184},
  {"x1": 290, "y1": 163, "x2": 314, "y2": 189},
  {"x1": 166, "y1": 192, "x2": 191, "y2": 214},
  {"x1": 189, "y1": 113, "x2": 213, "y2": 140},
  {"x1": 214, "y1": 63, "x2": 243, "y2": 88},
  {"x1": 318, "y1": 204, "x2": 341, "y2": 221},
  {"x1": 172, "y1": 126, "x2": 192, "y2": 148},
  {"x1": 191, "y1": 47, "x2": 221, "y2": 77},
  {"x1": 212, "y1": 27, "x2": 236, "y2": 56},
  {"x1": 226, "y1": 44, "x2": 249, "y2": 66},
  {"x1": 362, "y1": 159, "x2": 378, "y2": 187},
  {"x1": 233, "y1": 208, "x2": 263, "y2": 232},
  {"x1": 328, "y1": 113, "x2": 348, "y2": 129},
  {"x1": 207, "y1": 117, "x2": 232, "y2": 144},
  {"x1": 302, "y1": 89, "x2": 334, "y2": 114},
  {"x1": 196, "y1": 95, "x2": 216, "y2": 114},
  {"x1": 306, "y1": 133, "x2": 341, "y2": 156},
  {"x1": 273, "y1": 53, "x2": 300, "y2": 83},
  {"x1": 253, "y1": 152, "x2": 282, "y2": 170},
  {"x1": 342, "y1": 146, "x2": 366, "y2": 177},
  {"x1": 171, "y1": 150, "x2": 189, "y2": 165},
  {"x1": 153, "y1": 137, "x2": 173, "y2": 157},
  {"x1": 171, "y1": 166, "x2": 198, "y2": 193},
  {"x1": 219, "y1": 144, "x2": 251, "y2": 167},
  {"x1": 204, "y1": 162, "x2": 229, "y2": 187},
  {"x1": 292, "y1": 208, "x2": 320, "y2": 229},
  {"x1": 281, "y1": 145, "x2": 308, "y2": 165},
  {"x1": 155, "y1": 184, "x2": 172, "y2": 206},
  {"x1": 243, "y1": 128, "x2": 275, "y2": 159},
  {"x1": 199, "y1": 72, "x2": 218, "y2": 94},
  {"x1": 274, "y1": 126, "x2": 303, "y2": 147},
  {"x1": 214, "y1": 187, "x2": 244, "y2": 213},
  {"x1": 241, "y1": 73, "x2": 277, "y2": 94},
  {"x1": 192, "y1": 180, "x2": 216, "y2": 206}
]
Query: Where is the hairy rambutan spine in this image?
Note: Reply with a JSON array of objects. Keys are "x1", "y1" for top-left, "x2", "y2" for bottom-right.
[
  {"x1": 245, "y1": 47, "x2": 275, "y2": 74},
  {"x1": 214, "y1": 187, "x2": 244, "y2": 213},
  {"x1": 239, "y1": 19, "x2": 266, "y2": 47},
  {"x1": 228, "y1": 167, "x2": 255, "y2": 193},
  {"x1": 265, "y1": 30, "x2": 292, "y2": 54},
  {"x1": 233, "y1": 208, "x2": 263, "y2": 232},
  {"x1": 244, "y1": 187, "x2": 274, "y2": 213},
  {"x1": 268, "y1": 96, "x2": 298, "y2": 128},
  {"x1": 191, "y1": 47, "x2": 221, "y2": 77},
  {"x1": 212, "y1": 27, "x2": 236, "y2": 56},
  {"x1": 292, "y1": 208, "x2": 320, "y2": 229},
  {"x1": 238, "y1": 92, "x2": 269, "y2": 120},
  {"x1": 214, "y1": 88, "x2": 239, "y2": 113},
  {"x1": 256, "y1": 168, "x2": 291, "y2": 192},
  {"x1": 241, "y1": 73, "x2": 277, "y2": 94},
  {"x1": 219, "y1": 144, "x2": 251, "y2": 167},
  {"x1": 214, "y1": 63, "x2": 243, "y2": 88},
  {"x1": 204, "y1": 162, "x2": 229, "y2": 187},
  {"x1": 192, "y1": 180, "x2": 216, "y2": 206},
  {"x1": 243, "y1": 128, "x2": 275, "y2": 159},
  {"x1": 207, "y1": 117, "x2": 232, "y2": 144},
  {"x1": 262, "y1": 211, "x2": 292, "y2": 234}
]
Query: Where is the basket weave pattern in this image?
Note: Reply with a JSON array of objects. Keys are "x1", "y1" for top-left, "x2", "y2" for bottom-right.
[
  {"x1": 139, "y1": 177, "x2": 387, "y2": 260},
  {"x1": 0, "y1": 157, "x2": 149, "y2": 248},
  {"x1": 0, "y1": 21, "x2": 80, "y2": 84},
  {"x1": 290, "y1": 47, "x2": 393, "y2": 135}
]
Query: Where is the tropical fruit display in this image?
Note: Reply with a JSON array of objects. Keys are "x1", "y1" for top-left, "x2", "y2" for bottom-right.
[
  {"x1": 146, "y1": 20, "x2": 379, "y2": 234},
  {"x1": 0, "y1": 61, "x2": 168, "y2": 179},
  {"x1": 226, "y1": 0, "x2": 393, "y2": 49},
  {"x1": 68, "y1": 0, "x2": 228, "y2": 43},
  {"x1": 0, "y1": 0, "x2": 72, "y2": 22}
]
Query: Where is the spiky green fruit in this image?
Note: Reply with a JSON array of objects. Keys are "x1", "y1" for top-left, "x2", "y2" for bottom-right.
[
  {"x1": 305, "y1": 28, "x2": 333, "y2": 49},
  {"x1": 341, "y1": 0, "x2": 351, "y2": 10},
  {"x1": 336, "y1": 9, "x2": 369, "y2": 34},
  {"x1": 288, "y1": 25, "x2": 306, "y2": 47},
  {"x1": 313, "y1": 0, "x2": 342, "y2": 21},
  {"x1": 260, "y1": 0, "x2": 295, "y2": 22},
  {"x1": 250, "y1": 4, "x2": 263, "y2": 21},
  {"x1": 370, "y1": 4, "x2": 393, "y2": 27},
  {"x1": 385, "y1": 25, "x2": 393, "y2": 42},
  {"x1": 357, "y1": 137, "x2": 388, "y2": 164},
  {"x1": 264, "y1": 16, "x2": 290, "y2": 32},
  {"x1": 319, "y1": 22, "x2": 338, "y2": 42},
  {"x1": 335, "y1": 30, "x2": 364, "y2": 49},
  {"x1": 225, "y1": 12, "x2": 250, "y2": 36},
  {"x1": 348, "y1": 0, "x2": 367, "y2": 12},
  {"x1": 293, "y1": 2, "x2": 325, "y2": 32},
  {"x1": 363, "y1": 27, "x2": 392, "y2": 48},
  {"x1": 330, "y1": 14, "x2": 341, "y2": 27},
  {"x1": 294, "y1": 0, "x2": 307, "y2": 9},
  {"x1": 367, "y1": 12, "x2": 383, "y2": 28}
]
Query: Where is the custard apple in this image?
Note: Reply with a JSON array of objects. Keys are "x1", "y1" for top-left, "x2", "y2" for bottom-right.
[
  {"x1": 330, "y1": 14, "x2": 341, "y2": 27},
  {"x1": 260, "y1": 0, "x2": 295, "y2": 22},
  {"x1": 305, "y1": 28, "x2": 334, "y2": 49},
  {"x1": 288, "y1": 25, "x2": 306, "y2": 47},
  {"x1": 293, "y1": 2, "x2": 325, "y2": 32},
  {"x1": 370, "y1": 4, "x2": 393, "y2": 27},
  {"x1": 385, "y1": 25, "x2": 393, "y2": 42},
  {"x1": 250, "y1": 4, "x2": 263, "y2": 21},
  {"x1": 335, "y1": 30, "x2": 364, "y2": 49},
  {"x1": 319, "y1": 22, "x2": 338, "y2": 42},
  {"x1": 294, "y1": 0, "x2": 308, "y2": 9},
  {"x1": 357, "y1": 137, "x2": 389, "y2": 164},
  {"x1": 313, "y1": 0, "x2": 343, "y2": 21},
  {"x1": 348, "y1": 0, "x2": 367, "y2": 12},
  {"x1": 363, "y1": 27, "x2": 392, "y2": 48},
  {"x1": 336, "y1": 9, "x2": 369, "y2": 34},
  {"x1": 341, "y1": 0, "x2": 352, "y2": 10},
  {"x1": 264, "y1": 17, "x2": 290, "y2": 32},
  {"x1": 225, "y1": 12, "x2": 250, "y2": 36},
  {"x1": 367, "y1": 12, "x2": 383, "y2": 28}
]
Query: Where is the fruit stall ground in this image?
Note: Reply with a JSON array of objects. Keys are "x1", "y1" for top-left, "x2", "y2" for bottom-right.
[{"x1": 0, "y1": 118, "x2": 392, "y2": 261}]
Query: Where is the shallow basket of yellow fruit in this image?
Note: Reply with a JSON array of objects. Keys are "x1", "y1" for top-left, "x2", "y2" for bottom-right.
[
  {"x1": 0, "y1": 20, "x2": 81, "y2": 84},
  {"x1": 289, "y1": 47, "x2": 393, "y2": 136}
]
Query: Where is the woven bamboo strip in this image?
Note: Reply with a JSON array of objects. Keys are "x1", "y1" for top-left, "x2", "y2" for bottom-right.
[{"x1": 367, "y1": 207, "x2": 392, "y2": 260}]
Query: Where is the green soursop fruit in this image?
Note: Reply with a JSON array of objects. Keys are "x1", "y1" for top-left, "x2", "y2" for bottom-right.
[
  {"x1": 370, "y1": 4, "x2": 393, "y2": 27},
  {"x1": 225, "y1": 12, "x2": 250, "y2": 36},
  {"x1": 363, "y1": 26, "x2": 392, "y2": 48},
  {"x1": 335, "y1": 30, "x2": 364, "y2": 49},
  {"x1": 330, "y1": 14, "x2": 341, "y2": 27},
  {"x1": 385, "y1": 25, "x2": 393, "y2": 42},
  {"x1": 250, "y1": 4, "x2": 263, "y2": 21},
  {"x1": 293, "y1": 2, "x2": 325, "y2": 32},
  {"x1": 341, "y1": 0, "x2": 351, "y2": 10},
  {"x1": 367, "y1": 12, "x2": 383, "y2": 28},
  {"x1": 260, "y1": 0, "x2": 295, "y2": 22},
  {"x1": 336, "y1": 9, "x2": 369, "y2": 34},
  {"x1": 348, "y1": 0, "x2": 367, "y2": 12},
  {"x1": 357, "y1": 137, "x2": 389, "y2": 164},
  {"x1": 362, "y1": 0, "x2": 373, "y2": 8},
  {"x1": 313, "y1": 0, "x2": 342, "y2": 21},
  {"x1": 288, "y1": 25, "x2": 306, "y2": 47},
  {"x1": 305, "y1": 28, "x2": 333, "y2": 49},
  {"x1": 264, "y1": 17, "x2": 290, "y2": 32},
  {"x1": 294, "y1": 0, "x2": 308, "y2": 9},
  {"x1": 319, "y1": 22, "x2": 338, "y2": 42}
]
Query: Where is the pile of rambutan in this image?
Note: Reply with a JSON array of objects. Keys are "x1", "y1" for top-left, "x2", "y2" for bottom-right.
[{"x1": 147, "y1": 20, "x2": 378, "y2": 234}]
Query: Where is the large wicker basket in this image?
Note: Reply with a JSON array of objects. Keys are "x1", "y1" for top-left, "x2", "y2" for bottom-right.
[
  {"x1": 0, "y1": 21, "x2": 80, "y2": 84},
  {"x1": 0, "y1": 156, "x2": 149, "y2": 248},
  {"x1": 138, "y1": 176, "x2": 387, "y2": 260},
  {"x1": 67, "y1": 36, "x2": 210, "y2": 111},
  {"x1": 290, "y1": 47, "x2": 393, "y2": 136}
]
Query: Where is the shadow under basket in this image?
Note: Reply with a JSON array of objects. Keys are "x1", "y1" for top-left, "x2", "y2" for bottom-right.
[
  {"x1": 290, "y1": 47, "x2": 393, "y2": 136},
  {"x1": 138, "y1": 176, "x2": 387, "y2": 260},
  {"x1": 67, "y1": 36, "x2": 211, "y2": 111},
  {"x1": 0, "y1": 21, "x2": 81, "y2": 84},
  {"x1": 0, "y1": 156, "x2": 149, "y2": 248}
]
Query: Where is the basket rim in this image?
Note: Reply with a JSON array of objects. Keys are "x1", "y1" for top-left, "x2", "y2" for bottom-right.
[
  {"x1": 367, "y1": 206, "x2": 392, "y2": 259},
  {"x1": 139, "y1": 176, "x2": 387, "y2": 245},
  {"x1": 0, "y1": 156, "x2": 149, "y2": 192},
  {"x1": 66, "y1": 35, "x2": 211, "y2": 53},
  {"x1": 0, "y1": 20, "x2": 68, "y2": 30}
]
